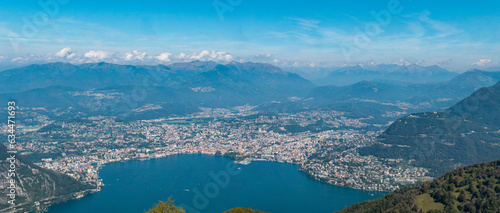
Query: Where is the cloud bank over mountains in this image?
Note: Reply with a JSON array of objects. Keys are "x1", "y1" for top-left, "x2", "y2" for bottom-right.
[{"x1": 0, "y1": 47, "x2": 496, "y2": 73}]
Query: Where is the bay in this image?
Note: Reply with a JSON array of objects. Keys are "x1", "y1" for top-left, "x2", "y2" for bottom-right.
[{"x1": 48, "y1": 154, "x2": 385, "y2": 213}]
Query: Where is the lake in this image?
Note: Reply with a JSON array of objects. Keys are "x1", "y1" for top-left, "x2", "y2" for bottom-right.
[{"x1": 48, "y1": 154, "x2": 385, "y2": 213}]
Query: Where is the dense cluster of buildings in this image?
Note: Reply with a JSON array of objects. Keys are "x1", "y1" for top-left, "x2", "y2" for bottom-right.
[{"x1": 9, "y1": 108, "x2": 431, "y2": 192}]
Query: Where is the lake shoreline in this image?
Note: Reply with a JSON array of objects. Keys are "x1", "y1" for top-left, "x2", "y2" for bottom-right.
[{"x1": 46, "y1": 154, "x2": 387, "y2": 213}]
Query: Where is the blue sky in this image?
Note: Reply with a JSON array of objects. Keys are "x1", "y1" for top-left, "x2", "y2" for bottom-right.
[{"x1": 0, "y1": 0, "x2": 499, "y2": 70}]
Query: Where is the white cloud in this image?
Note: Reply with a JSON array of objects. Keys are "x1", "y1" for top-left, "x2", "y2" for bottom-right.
[
  {"x1": 271, "y1": 58, "x2": 298, "y2": 67},
  {"x1": 472, "y1": 59, "x2": 492, "y2": 66},
  {"x1": 55, "y1": 47, "x2": 74, "y2": 58},
  {"x1": 391, "y1": 58, "x2": 424, "y2": 66},
  {"x1": 156, "y1": 52, "x2": 173, "y2": 62},
  {"x1": 262, "y1": 54, "x2": 271, "y2": 58},
  {"x1": 189, "y1": 50, "x2": 233, "y2": 62},
  {"x1": 127, "y1": 50, "x2": 234, "y2": 64},
  {"x1": 190, "y1": 50, "x2": 211, "y2": 60},
  {"x1": 176, "y1": 52, "x2": 187, "y2": 60},
  {"x1": 123, "y1": 50, "x2": 147, "y2": 61},
  {"x1": 437, "y1": 59, "x2": 454, "y2": 66},
  {"x1": 0, "y1": 49, "x2": 239, "y2": 65},
  {"x1": 84, "y1": 50, "x2": 111, "y2": 61},
  {"x1": 11, "y1": 57, "x2": 23, "y2": 62},
  {"x1": 242, "y1": 54, "x2": 275, "y2": 64},
  {"x1": 392, "y1": 58, "x2": 413, "y2": 66}
]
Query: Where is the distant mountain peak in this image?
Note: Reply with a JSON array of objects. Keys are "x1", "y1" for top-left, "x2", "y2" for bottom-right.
[
  {"x1": 225, "y1": 61, "x2": 286, "y2": 74},
  {"x1": 311, "y1": 64, "x2": 456, "y2": 86}
]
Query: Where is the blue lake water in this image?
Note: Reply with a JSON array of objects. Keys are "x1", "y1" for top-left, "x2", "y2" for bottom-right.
[{"x1": 48, "y1": 154, "x2": 385, "y2": 213}]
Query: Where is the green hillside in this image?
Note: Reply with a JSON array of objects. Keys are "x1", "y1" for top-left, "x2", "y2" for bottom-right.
[
  {"x1": 359, "y1": 82, "x2": 500, "y2": 175},
  {"x1": 337, "y1": 160, "x2": 500, "y2": 213},
  {"x1": 0, "y1": 143, "x2": 94, "y2": 212}
]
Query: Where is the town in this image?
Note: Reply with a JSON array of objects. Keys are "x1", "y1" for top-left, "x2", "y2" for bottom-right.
[{"x1": 5, "y1": 107, "x2": 431, "y2": 193}]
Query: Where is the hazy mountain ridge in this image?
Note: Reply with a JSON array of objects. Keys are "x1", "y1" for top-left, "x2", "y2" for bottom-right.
[
  {"x1": 257, "y1": 70, "x2": 500, "y2": 126},
  {"x1": 0, "y1": 61, "x2": 313, "y2": 94},
  {"x1": 309, "y1": 70, "x2": 500, "y2": 110},
  {"x1": 1, "y1": 62, "x2": 499, "y2": 123},
  {"x1": 289, "y1": 64, "x2": 458, "y2": 86},
  {"x1": 0, "y1": 62, "x2": 315, "y2": 120}
]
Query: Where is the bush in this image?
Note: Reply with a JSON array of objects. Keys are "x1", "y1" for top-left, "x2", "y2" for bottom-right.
[{"x1": 146, "y1": 198, "x2": 185, "y2": 213}]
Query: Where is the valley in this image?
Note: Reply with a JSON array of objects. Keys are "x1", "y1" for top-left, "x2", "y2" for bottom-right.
[{"x1": 1, "y1": 62, "x2": 499, "y2": 212}]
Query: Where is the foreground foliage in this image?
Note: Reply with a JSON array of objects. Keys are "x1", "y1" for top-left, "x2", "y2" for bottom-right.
[
  {"x1": 146, "y1": 199, "x2": 266, "y2": 213},
  {"x1": 146, "y1": 198, "x2": 185, "y2": 213},
  {"x1": 223, "y1": 207, "x2": 267, "y2": 213},
  {"x1": 337, "y1": 160, "x2": 500, "y2": 213}
]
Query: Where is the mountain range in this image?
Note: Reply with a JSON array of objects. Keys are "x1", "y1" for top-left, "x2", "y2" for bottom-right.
[
  {"x1": 0, "y1": 62, "x2": 315, "y2": 120},
  {"x1": 287, "y1": 64, "x2": 458, "y2": 86},
  {"x1": 259, "y1": 69, "x2": 500, "y2": 126},
  {"x1": 0, "y1": 61, "x2": 314, "y2": 96},
  {"x1": 309, "y1": 70, "x2": 500, "y2": 109},
  {"x1": 1, "y1": 62, "x2": 499, "y2": 123}
]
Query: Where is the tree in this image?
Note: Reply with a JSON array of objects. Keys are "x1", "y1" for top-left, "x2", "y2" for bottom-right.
[
  {"x1": 146, "y1": 197, "x2": 185, "y2": 213},
  {"x1": 457, "y1": 193, "x2": 466, "y2": 202},
  {"x1": 444, "y1": 204, "x2": 459, "y2": 213},
  {"x1": 223, "y1": 207, "x2": 266, "y2": 213},
  {"x1": 464, "y1": 203, "x2": 476, "y2": 213}
]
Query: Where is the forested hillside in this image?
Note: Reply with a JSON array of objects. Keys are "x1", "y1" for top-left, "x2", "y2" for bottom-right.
[{"x1": 337, "y1": 160, "x2": 500, "y2": 213}]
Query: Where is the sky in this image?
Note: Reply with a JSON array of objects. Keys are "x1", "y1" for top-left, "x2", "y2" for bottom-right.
[{"x1": 0, "y1": 0, "x2": 499, "y2": 71}]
